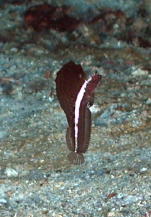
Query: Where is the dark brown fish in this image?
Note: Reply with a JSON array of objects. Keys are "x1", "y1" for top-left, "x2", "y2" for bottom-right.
[{"x1": 55, "y1": 61, "x2": 101, "y2": 164}]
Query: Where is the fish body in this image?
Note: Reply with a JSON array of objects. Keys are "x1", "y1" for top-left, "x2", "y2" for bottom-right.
[{"x1": 56, "y1": 61, "x2": 101, "y2": 164}]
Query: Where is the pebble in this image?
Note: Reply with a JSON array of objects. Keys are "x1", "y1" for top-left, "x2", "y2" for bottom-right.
[
  {"x1": 146, "y1": 98, "x2": 151, "y2": 105},
  {"x1": 123, "y1": 195, "x2": 142, "y2": 205},
  {"x1": 140, "y1": 167, "x2": 148, "y2": 172},
  {"x1": 132, "y1": 67, "x2": 148, "y2": 76},
  {"x1": 90, "y1": 104, "x2": 100, "y2": 114},
  {"x1": 0, "y1": 198, "x2": 8, "y2": 205},
  {"x1": 107, "y1": 212, "x2": 116, "y2": 217},
  {"x1": 5, "y1": 168, "x2": 18, "y2": 177},
  {"x1": 10, "y1": 47, "x2": 18, "y2": 52}
]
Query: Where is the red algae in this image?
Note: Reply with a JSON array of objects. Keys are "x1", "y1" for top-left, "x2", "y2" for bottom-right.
[{"x1": 24, "y1": 4, "x2": 81, "y2": 32}]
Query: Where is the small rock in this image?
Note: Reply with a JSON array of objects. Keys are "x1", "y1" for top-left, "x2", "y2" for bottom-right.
[
  {"x1": 107, "y1": 212, "x2": 116, "y2": 217},
  {"x1": 132, "y1": 67, "x2": 148, "y2": 76},
  {"x1": 90, "y1": 104, "x2": 100, "y2": 114},
  {"x1": 0, "y1": 198, "x2": 8, "y2": 205},
  {"x1": 10, "y1": 47, "x2": 18, "y2": 52},
  {"x1": 146, "y1": 98, "x2": 151, "y2": 105},
  {"x1": 140, "y1": 167, "x2": 147, "y2": 172},
  {"x1": 123, "y1": 195, "x2": 142, "y2": 205},
  {"x1": 5, "y1": 168, "x2": 18, "y2": 177}
]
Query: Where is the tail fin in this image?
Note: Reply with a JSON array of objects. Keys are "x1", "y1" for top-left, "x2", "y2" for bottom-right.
[{"x1": 68, "y1": 152, "x2": 84, "y2": 165}]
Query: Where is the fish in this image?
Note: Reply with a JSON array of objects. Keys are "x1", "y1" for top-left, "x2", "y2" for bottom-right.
[{"x1": 55, "y1": 61, "x2": 101, "y2": 164}]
